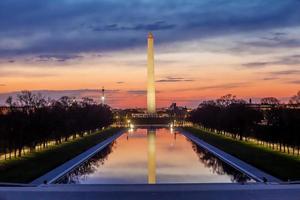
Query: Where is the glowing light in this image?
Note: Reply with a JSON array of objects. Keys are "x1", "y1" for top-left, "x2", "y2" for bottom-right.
[{"x1": 130, "y1": 123, "x2": 134, "y2": 129}]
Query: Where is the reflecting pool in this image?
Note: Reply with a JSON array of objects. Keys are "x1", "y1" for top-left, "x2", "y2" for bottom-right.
[{"x1": 57, "y1": 128, "x2": 255, "y2": 184}]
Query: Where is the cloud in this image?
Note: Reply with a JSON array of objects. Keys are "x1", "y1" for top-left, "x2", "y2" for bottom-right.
[
  {"x1": 37, "y1": 54, "x2": 83, "y2": 62},
  {"x1": 276, "y1": 54, "x2": 300, "y2": 65},
  {"x1": 242, "y1": 54, "x2": 300, "y2": 68},
  {"x1": 263, "y1": 77, "x2": 279, "y2": 81},
  {"x1": 0, "y1": 70, "x2": 57, "y2": 78},
  {"x1": 196, "y1": 82, "x2": 248, "y2": 90},
  {"x1": 0, "y1": 84, "x2": 6, "y2": 86},
  {"x1": 174, "y1": 82, "x2": 249, "y2": 92},
  {"x1": 242, "y1": 62, "x2": 269, "y2": 68},
  {"x1": 156, "y1": 76, "x2": 194, "y2": 83},
  {"x1": 226, "y1": 31, "x2": 300, "y2": 55},
  {"x1": 126, "y1": 90, "x2": 146, "y2": 95},
  {"x1": 270, "y1": 70, "x2": 300, "y2": 76},
  {"x1": 126, "y1": 89, "x2": 162, "y2": 96},
  {"x1": 286, "y1": 80, "x2": 300, "y2": 84},
  {"x1": 1, "y1": 0, "x2": 300, "y2": 59},
  {"x1": 260, "y1": 32, "x2": 287, "y2": 41},
  {"x1": 92, "y1": 21, "x2": 176, "y2": 32},
  {"x1": 116, "y1": 81, "x2": 124, "y2": 84},
  {"x1": 243, "y1": 38, "x2": 300, "y2": 49}
]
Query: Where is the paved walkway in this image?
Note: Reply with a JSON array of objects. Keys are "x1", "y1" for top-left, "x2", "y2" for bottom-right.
[
  {"x1": 31, "y1": 130, "x2": 124, "y2": 185},
  {"x1": 0, "y1": 183, "x2": 299, "y2": 200},
  {"x1": 179, "y1": 128, "x2": 281, "y2": 183}
]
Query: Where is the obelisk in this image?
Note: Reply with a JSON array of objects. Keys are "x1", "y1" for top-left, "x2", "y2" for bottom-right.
[{"x1": 147, "y1": 32, "x2": 156, "y2": 114}]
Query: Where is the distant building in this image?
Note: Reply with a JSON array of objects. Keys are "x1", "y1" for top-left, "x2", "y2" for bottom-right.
[{"x1": 131, "y1": 113, "x2": 169, "y2": 118}]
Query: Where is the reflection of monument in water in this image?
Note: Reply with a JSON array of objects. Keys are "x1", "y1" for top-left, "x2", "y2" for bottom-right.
[{"x1": 147, "y1": 129, "x2": 156, "y2": 184}]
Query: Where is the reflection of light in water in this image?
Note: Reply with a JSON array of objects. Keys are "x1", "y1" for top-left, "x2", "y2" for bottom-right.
[
  {"x1": 170, "y1": 128, "x2": 176, "y2": 147},
  {"x1": 147, "y1": 129, "x2": 156, "y2": 184},
  {"x1": 128, "y1": 128, "x2": 134, "y2": 133},
  {"x1": 170, "y1": 127, "x2": 174, "y2": 134}
]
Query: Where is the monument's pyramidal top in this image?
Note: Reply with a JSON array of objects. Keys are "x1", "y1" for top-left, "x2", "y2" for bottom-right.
[{"x1": 148, "y1": 32, "x2": 154, "y2": 38}]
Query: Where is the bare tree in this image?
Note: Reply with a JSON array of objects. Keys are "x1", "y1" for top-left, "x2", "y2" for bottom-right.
[
  {"x1": 5, "y1": 96, "x2": 14, "y2": 107},
  {"x1": 289, "y1": 91, "x2": 300, "y2": 105},
  {"x1": 261, "y1": 97, "x2": 280, "y2": 105},
  {"x1": 216, "y1": 94, "x2": 245, "y2": 107}
]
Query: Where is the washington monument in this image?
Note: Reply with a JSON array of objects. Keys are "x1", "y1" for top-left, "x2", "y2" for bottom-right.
[{"x1": 147, "y1": 32, "x2": 156, "y2": 113}]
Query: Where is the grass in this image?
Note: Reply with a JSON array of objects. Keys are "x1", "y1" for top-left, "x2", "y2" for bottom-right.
[
  {"x1": 0, "y1": 127, "x2": 122, "y2": 183},
  {"x1": 183, "y1": 127, "x2": 300, "y2": 181}
]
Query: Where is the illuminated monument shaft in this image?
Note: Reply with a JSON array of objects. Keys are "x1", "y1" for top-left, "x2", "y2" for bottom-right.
[{"x1": 147, "y1": 32, "x2": 156, "y2": 113}]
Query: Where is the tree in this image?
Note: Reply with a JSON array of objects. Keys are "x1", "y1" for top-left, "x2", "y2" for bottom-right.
[
  {"x1": 5, "y1": 96, "x2": 14, "y2": 107},
  {"x1": 190, "y1": 94, "x2": 300, "y2": 155},
  {"x1": 261, "y1": 97, "x2": 280, "y2": 105},
  {"x1": 216, "y1": 94, "x2": 237, "y2": 107},
  {"x1": 289, "y1": 91, "x2": 300, "y2": 105},
  {"x1": 0, "y1": 92, "x2": 114, "y2": 159}
]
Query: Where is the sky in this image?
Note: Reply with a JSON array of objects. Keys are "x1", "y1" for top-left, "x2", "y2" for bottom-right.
[{"x1": 0, "y1": 0, "x2": 300, "y2": 108}]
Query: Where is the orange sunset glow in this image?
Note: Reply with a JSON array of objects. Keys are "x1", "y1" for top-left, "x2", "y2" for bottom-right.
[{"x1": 0, "y1": 1, "x2": 299, "y2": 108}]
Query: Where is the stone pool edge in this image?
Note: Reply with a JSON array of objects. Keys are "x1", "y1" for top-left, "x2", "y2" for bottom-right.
[
  {"x1": 31, "y1": 130, "x2": 125, "y2": 185},
  {"x1": 179, "y1": 128, "x2": 281, "y2": 183}
]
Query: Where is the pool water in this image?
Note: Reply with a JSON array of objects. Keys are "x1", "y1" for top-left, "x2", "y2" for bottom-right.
[{"x1": 57, "y1": 128, "x2": 255, "y2": 184}]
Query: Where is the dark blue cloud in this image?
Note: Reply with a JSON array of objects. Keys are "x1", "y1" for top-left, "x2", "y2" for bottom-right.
[
  {"x1": 242, "y1": 54, "x2": 300, "y2": 68},
  {"x1": 0, "y1": 0, "x2": 300, "y2": 59},
  {"x1": 37, "y1": 54, "x2": 83, "y2": 62},
  {"x1": 242, "y1": 37, "x2": 300, "y2": 49},
  {"x1": 92, "y1": 21, "x2": 176, "y2": 31}
]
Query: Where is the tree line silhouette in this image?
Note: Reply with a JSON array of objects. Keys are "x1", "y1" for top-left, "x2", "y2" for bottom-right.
[
  {"x1": 0, "y1": 91, "x2": 113, "y2": 160},
  {"x1": 190, "y1": 92, "x2": 300, "y2": 156}
]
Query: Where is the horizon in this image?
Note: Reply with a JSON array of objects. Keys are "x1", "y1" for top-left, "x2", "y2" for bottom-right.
[
  {"x1": 0, "y1": 0, "x2": 300, "y2": 108},
  {"x1": 0, "y1": 88, "x2": 296, "y2": 109}
]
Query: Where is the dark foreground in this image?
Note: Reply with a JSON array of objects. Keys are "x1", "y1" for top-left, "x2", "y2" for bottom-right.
[{"x1": 0, "y1": 183, "x2": 300, "y2": 200}]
